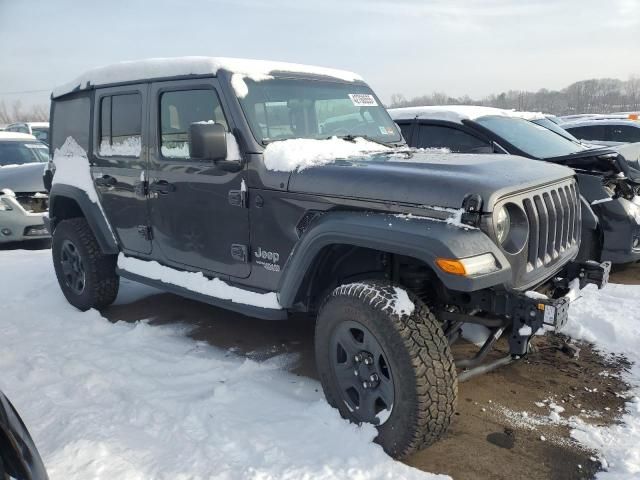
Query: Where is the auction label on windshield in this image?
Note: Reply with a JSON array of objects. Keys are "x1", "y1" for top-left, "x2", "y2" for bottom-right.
[{"x1": 349, "y1": 93, "x2": 378, "y2": 107}]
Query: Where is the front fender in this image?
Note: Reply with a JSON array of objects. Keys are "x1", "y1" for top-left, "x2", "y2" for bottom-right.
[
  {"x1": 277, "y1": 211, "x2": 511, "y2": 308},
  {"x1": 48, "y1": 183, "x2": 119, "y2": 254}
]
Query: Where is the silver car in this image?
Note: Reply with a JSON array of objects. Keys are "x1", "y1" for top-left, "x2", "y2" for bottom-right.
[{"x1": 0, "y1": 132, "x2": 50, "y2": 243}]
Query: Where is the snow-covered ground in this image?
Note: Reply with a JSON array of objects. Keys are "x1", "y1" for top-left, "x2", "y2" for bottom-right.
[
  {"x1": 2, "y1": 247, "x2": 640, "y2": 479},
  {"x1": 561, "y1": 284, "x2": 640, "y2": 479},
  {"x1": 0, "y1": 249, "x2": 442, "y2": 480}
]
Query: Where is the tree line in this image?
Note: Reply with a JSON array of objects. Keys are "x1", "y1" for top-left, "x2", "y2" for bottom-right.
[
  {"x1": 389, "y1": 76, "x2": 640, "y2": 115},
  {"x1": 0, "y1": 100, "x2": 49, "y2": 125}
]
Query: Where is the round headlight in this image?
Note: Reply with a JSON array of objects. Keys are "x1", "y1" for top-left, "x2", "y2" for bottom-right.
[{"x1": 495, "y1": 206, "x2": 511, "y2": 244}]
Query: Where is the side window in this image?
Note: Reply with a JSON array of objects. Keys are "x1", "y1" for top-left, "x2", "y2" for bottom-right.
[
  {"x1": 51, "y1": 95, "x2": 91, "y2": 152},
  {"x1": 565, "y1": 125, "x2": 606, "y2": 142},
  {"x1": 417, "y1": 124, "x2": 491, "y2": 153},
  {"x1": 160, "y1": 89, "x2": 228, "y2": 158},
  {"x1": 99, "y1": 93, "x2": 142, "y2": 157},
  {"x1": 608, "y1": 125, "x2": 640, "y2": 143}
]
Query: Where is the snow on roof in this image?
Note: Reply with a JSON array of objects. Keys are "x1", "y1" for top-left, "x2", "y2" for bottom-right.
[
  {"x1": 388, "y1": 105, "x2": 545, "y2": 122},
  {"x1": 562, "y1": 118, "x2": 640, "y2": 128},
  {"x1": 53, "y1": 57, "x2": 364, "y2": 98},
  {"x1": 0, "y1": 132, "x2": 37, "y2": 141}
]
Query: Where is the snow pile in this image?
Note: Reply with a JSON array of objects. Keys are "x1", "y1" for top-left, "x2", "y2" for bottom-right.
[
  {"x1": 0, "y1": 249, "x2": 443, "y2": 480},
  {"x1": 388, "y1": 105, "x2": 546, "y2": 122},
  {"x1": 52, "y1": 137, "x2": 98, "y2": 203},
  {"x1": 99, "y1": 137, "x2": 142, "y2": 157},
  {"x1": 53, "y1": 57, "x2": 363, "y2": 98},
  {"x1": 231, "y1": 72, "x2": 273, "y2": 98},
  {"x1": 561, "y1": 283, "x2": 640, "y2": 478},
  {"x1": 118, "y1": 254, "x2": 281, "y2": 310},
  {"x1": 52, "y1": 137, "x2": 115, "y2": 240},
  {"x1": 392, "y1": 286, "x2": 416, "y2": 316},
  {"x1": 263, "y1": 136, "x2": 390, "y2": 172}
]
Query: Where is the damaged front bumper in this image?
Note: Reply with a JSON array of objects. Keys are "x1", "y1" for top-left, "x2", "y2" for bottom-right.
[
  {"x1": 443, "y1": 260, "x2": 611, "y2": 381},
  {"x1": 505, "y1": 260, "x2": 611, "y2": 356},
  {"x1": 0, "y1": 190, "x2": 50, "y2": 243}
]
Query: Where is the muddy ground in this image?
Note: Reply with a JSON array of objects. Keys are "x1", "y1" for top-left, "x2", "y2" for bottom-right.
[{"x1": 99, "y1": 262, "x2": 639, "y2": 480}]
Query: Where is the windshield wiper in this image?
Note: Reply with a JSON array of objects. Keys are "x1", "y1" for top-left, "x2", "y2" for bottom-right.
[{"x1": 331, "y1": 134, "x2": 393, "y2": 148}]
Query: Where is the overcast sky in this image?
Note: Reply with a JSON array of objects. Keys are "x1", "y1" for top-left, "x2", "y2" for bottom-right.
[{"x1": 1, "y1": 0, "x2": 638, "y2": 107}]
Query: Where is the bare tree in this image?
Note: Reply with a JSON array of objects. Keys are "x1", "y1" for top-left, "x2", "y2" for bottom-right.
[
  {"x1": 388, "y1": 76, "x2": 640, "y2": 116},
  {"x1": 0, "y1": 100, "x2": 49, "y2": 125}
]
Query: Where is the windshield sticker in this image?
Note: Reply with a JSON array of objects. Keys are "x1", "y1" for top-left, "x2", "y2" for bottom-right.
[
  {"x1": 348, "y1": 94, "x2": 378, "y2": 107},
  {"x1": 379, "y1": 126, "x2": 395, "y2": 135}
]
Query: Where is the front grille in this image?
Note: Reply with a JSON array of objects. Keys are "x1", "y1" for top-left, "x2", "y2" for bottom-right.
[{"x1": 522, "y1": 181, "x2": 581, "y2": 272}]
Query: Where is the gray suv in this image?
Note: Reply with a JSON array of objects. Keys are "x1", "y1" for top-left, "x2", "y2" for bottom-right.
[{"x1": 45, "y1": 57, "x2": 609, "y2": 457}]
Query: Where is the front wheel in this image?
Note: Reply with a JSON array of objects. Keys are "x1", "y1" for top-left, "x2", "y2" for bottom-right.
[
  {"x1": 315, "y1": 281, "x2": 457, "y2": 459},
  {"x1": 52, "y1": 217, "x2": 119, "y2": 311}
]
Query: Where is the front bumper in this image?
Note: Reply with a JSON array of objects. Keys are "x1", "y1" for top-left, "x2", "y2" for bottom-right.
[
  {"x1": 505, "y1": 260, "x2": 611, "y2": 355},
  {"x1": 0, "y1": 194, "x2": 50, "y2": 243}
]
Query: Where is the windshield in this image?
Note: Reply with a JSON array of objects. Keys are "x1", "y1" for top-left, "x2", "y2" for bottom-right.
[
  {"x1": 238, "y1": 78, "x2": 402, "y2": 144},
  {"x1": 0, "y1": 141, "x2": 49, "y2": 166},
  {"x1": 474, "y1": 115, "x2": 585, "y2": 159},
  {"x1": 32, "y1": 128, "x2": 49, "y2": 144},
  {"x1": 531, "y1": 118, "x2": 581, "y2": 143}
]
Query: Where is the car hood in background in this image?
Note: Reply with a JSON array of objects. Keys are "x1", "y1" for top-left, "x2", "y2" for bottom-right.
[{"x1": 0, "y1": 163, "x2": 47, "y2": 193}]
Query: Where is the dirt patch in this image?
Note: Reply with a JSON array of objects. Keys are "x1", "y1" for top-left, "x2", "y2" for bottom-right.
[{"x1": 406, "y1": 334, "x2": 629, "y2": 480}]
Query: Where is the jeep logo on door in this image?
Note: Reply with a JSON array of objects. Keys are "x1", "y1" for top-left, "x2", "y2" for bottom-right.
[{"x1": 254, "y1": 247, "x2": 279, "y2": 263}]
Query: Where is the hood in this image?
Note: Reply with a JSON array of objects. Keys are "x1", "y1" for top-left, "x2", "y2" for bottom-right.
[
  {"x1": 0, "y1": 163, "x2": 47, "y2": 193},
  {"x1": 546, "y1": 147, "x2": 640, "y2": 184},
  {"x1": 287, "y1": 151, "x2": 575, "y2": 211}
]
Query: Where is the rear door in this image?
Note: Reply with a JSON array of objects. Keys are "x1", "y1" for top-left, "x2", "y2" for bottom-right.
[
  {"x1": 147, "y1": 79, "x2": 250, "y2": 278},
  {"x1": 91, "y1": 85, "x2": 151, "y2": 254}
]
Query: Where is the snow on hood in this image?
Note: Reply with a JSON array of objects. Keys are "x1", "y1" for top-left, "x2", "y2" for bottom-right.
[
  {"x1": 53, "y1": 57, "x2": 363, "y2": 98},
  {"x1": 388, "y1": 105, "x2": 546, "y2": 122},
  {"x1": 263, "y1": 136, "x2": 392, "y2": 172}
]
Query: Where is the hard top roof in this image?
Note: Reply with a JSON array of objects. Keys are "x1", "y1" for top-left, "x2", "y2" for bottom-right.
[{"x1": 52, "y1": 56, "x2": 364, "y2": 98}]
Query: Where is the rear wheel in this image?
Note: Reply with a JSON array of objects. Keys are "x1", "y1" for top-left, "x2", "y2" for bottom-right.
[
  {"x1": 315, "y1": 281, "x2": 457, "y2": 458},
  {"x1": 52, "y1": 217, "x2": 119, "y2": 311}
]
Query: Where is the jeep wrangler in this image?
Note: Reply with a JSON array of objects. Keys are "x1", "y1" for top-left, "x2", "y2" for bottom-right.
[{"x1": 45, "y1": 57, "x2": 610, "y2": 458}]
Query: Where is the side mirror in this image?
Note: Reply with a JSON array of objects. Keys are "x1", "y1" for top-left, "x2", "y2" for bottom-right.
[{"x1": 188, "y1": 122, "x2": 227, "y2": 162}]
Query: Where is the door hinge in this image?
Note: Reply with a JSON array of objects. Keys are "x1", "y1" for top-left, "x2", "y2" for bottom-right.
[
  {"x1": 135, "y1": 180, "x2": 149, "y2": 197},
  {"x1": 137, "y1": 225, "x2": 153, "y2": 241},
  {"x1": 230, "y1": 244, "x2": 248, "y2": 262},
  {"x1": 228, "y1": 190, "x2": 246, "y2": 208}
]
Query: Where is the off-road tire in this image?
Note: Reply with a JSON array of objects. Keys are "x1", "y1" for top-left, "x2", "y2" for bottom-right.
[
  {"x1": 52, "y1": 217, "x2": 119, "y2": 311},
  {"x1": 315, "y1": 280, "x2": 457, "y2": 459}
]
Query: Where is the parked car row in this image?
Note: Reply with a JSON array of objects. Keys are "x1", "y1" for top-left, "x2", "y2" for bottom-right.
[{"x1": 39, "y1": 57, "x2": 620, "y2": 459}]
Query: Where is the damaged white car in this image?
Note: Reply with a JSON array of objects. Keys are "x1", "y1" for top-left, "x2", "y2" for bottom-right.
[{"x1": 0, "y1": 132, "x2": 50, "y2": 243}]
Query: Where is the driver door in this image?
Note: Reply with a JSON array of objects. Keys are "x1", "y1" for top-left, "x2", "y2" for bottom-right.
[{"x1": 147, "y1": 79, "x2": 250, "y2": 278}]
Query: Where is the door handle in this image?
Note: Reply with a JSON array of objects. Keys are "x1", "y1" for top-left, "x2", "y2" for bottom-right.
[
  {"x1": 94, "y1": 175, "x2": 117, "y2": 187},
  {"x1": 149, "y1": 180, "x2": 176, "y2": 194}
]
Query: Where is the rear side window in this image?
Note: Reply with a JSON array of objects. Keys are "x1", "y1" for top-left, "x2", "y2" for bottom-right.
[
  {"x1": 99, "y1": 93, "x2": 142, "y2": 157},
  {"x1": 608, "y1": 125, "x2": 640, "y2": 143},
  {"x1": 51, "y1": 95, "x2": 91, "y2": 152},
  {"x1": 565, "y1": 125, "x2": 607, "y2": 142},
  {"x1": 159, "y1": 89, "x2": 228, "y2": 158},
  {"x1": 417, "y1": 124, "x2": 491, "y2": 153}
]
